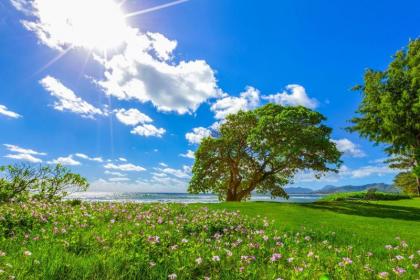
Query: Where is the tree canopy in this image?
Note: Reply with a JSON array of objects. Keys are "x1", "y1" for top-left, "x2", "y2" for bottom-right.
[
  {"x1": 188, "y1": 103, "x2": 342, "y2": 201},
  {"x1": 348, "y1": 38, "x2": 420, "y2": 195}
]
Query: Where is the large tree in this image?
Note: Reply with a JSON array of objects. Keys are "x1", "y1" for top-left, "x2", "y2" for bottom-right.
[
  {"x1": 348, "y1": 39, "x2": 420, "y2": 195},
  {"x1": 188, "y1": 104, "x2": 342, "y2": 201}
]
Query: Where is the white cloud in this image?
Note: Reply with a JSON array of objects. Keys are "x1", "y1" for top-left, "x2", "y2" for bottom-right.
[
  {"x1": 74, "y1": 153, "x2": 103, "y2": 162},
  {"x1": 104, "y1": 170, "x2": 125, "y2": 177},
  {"x1": 88, "y1": 176, "x2": 187, "y2": 193},
  {"x1": 332, "y1": 138, "x2": 366, "y2": 158},
  {"x1": 118, "y1": 157, "x2": 127, "y2": 162},
  {"x1": 104, "y1": 163, "x2": 146, "y2": 172},
  {"x1": 4, "y1": 144, "x2": 46, "y2": 155},
  {"x1": 0, "y1": 105, "x2": 21, "y2": 119},
  {"x1": 108, "y1": 177, "x2": 130, "y2": 182},
  {"x1": 131, "y1": 124, "x2": 165, "y2": 137},
  {"x1": 5, "y1": 153, "x2": 43, "y2": 163},
  {"x1": 211, "y1": 86, "x2": 260, "y2": 120},
  {"x1": 114, "y1": 108, "x2": 152, "y2": 126},
  {"x1": 185, "y1": 127, "x2": 211, "y2": 144},
  {"x1": 3, "y1": 144, "x2": 46, "y2": 163},
  {"x1": 350, "y1": 165, "x2": 398, "y2": 178},
  {"x1": 263, "y1": 84, "x2": 318, "y2": 109},
  {"x1": 48, "y1": 155, "x2": 81, "y2": 166},
  {"x1": 180, "y1": 150, "x2": 195, "y2": 159},
  {"x1": 39, "y1": 76, "x2": 104, "y2": 118},
  {"x1": 154, "y1": 165, "x2": 191, "y2": 179}
]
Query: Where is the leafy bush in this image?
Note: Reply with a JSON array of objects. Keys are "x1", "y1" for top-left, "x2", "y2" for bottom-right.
[
  {"x1": 0, "y1": 164, "x2": 89, "y2": 203},
  {"x1": 320, "y1": 191, "x2": 411, "y2": 202}
]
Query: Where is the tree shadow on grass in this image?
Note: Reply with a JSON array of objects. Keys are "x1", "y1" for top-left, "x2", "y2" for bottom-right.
[{"x1": 301, "y1": 201, "x2": 420, "y2": 221}]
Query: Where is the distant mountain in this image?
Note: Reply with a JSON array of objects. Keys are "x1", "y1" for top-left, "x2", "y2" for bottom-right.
[
  {"x1": 313, "y1": 183, "x2": 400, "y2": 194},
  {"x1": 284, "y1": 187, "x2": 314, "y2": 194}
]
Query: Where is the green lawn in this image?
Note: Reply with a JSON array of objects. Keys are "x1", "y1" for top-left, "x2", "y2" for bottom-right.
[
  {"x1": 0, "y1": 199, "x2": 418, "y2": 279},
  {"x1": 202, "y1": 198, "x2": 420, "y2": 250}
]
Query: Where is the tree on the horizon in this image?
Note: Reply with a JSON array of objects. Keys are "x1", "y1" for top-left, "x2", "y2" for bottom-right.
[
  {"x1": 188, "y1": 104, "x2": 342, "y2": 202},
  {"x1": 348, "y1": 38, "x2": 420, "y2": 196}
]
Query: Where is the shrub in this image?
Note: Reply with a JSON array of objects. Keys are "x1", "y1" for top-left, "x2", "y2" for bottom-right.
[
  {"x1": 0, "y1": 163, "x2": 89, "y2": 203},
  {"x1": 320, "y1": 191, "x2": 411, "y2": 202}
]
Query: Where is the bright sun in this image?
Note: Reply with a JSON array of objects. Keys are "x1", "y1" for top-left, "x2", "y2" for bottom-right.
[{"x1": 37, "y1": 0, "x2": 130, "y2": 50}]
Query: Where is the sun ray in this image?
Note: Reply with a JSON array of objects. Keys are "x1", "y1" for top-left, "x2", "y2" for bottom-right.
[
  {"x1": 124, "y1": 0, "x2": 189, "y2": 18},
  {"x1": 32, "y1": 45, "x2": 74, "y2": 77}
]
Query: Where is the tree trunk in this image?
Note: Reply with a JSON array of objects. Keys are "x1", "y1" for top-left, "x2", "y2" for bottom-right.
[{"x1": 416, "y1": 175, "x2": 420, "y2": 197}]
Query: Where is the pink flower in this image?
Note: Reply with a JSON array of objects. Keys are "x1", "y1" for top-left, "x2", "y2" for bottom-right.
[
  {"x1": 270, "y1": 253, "x2": 282, "y2": 262},
  {"x1": 378, "y1": 272, "x2": 389, "y2": 279},
  {"x1": 392, "y1": 267, "x2": 406, "y2": 275}
]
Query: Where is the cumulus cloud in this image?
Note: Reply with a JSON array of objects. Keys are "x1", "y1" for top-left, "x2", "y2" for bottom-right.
[
  {"x1": 0, "y1": 105, "x2": 21, "y2": 119},
  {"x1": 332, "y1": 138, "x2": 366, "y2": 158},
  {"x1": 114, "y1": 108, "x2": 152, "y2": 126},
  {"x1": 263, "y1": 84, "x2": 318, "y2": 109},
  {"x1": 4, "y1": 144, "x2": 46, "y2": 155},
  {"x1": 108, "y1": 177, "x2": 130, "y2": 182},
  {"x1": 349, "y1": 165, "x2": 398, "y2": 178},
  {"x1": 104, "y1": 170, "x2": 125, "y2": 177},
  {"x1": 185, "y1": 127, "x2": 211, "y2": 144},
  {"x1": 39, "y1": 76, "x2": 104, "y2": 118},
  {"x1": 154, "y1": 165, "x2": 191, "y2": 179},
  {"x1": 3, "y1": 144, "x2": 46, "y2": 163},
  {"x1": 74, "y1": 153, "x2": 103, "y2": 162},
  {"x1": 48, "y1": 155, "x2": 81, "y2": 166},
  {"x1": 104, "y1": 163, "x2": 146, "y2": 172},
  {"x1": 211, "y1": 86, "x2": 260, "y2": 120},
  {"x1": 180, "y1": 150, "x2": 195, "y2": 159},
  {"x1": 12, "y1": 0, "x2": 221, "y2": 114},
  {"x1": 5, "y1": 153, "x2": 43, "y2": 163},
  {"x1": 131, "y1": 124, "x2": 166, "y2": 137}
]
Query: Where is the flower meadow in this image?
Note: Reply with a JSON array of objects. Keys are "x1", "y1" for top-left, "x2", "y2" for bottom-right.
[{"x1": 0, "y1": 201, "x2": 418, "y2": 279}]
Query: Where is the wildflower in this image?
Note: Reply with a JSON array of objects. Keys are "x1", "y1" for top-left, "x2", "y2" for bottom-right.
[
  {"x1": 0, "y1": 269, "x2": 4, "y2": 274},
  {"x1": 287, "y1": 257, "x2": 294, "y2": 263},
  {"x1": 395, "y1": 255, "x2": 404, "y2": 261},
  {"x1": 385, "y1": 245, "x2": 393, "y2": 250},
  {"x1": 270, "y1": 253, "x2": 282, "y2": 262},
  {"x1": 263, "y1": 235, "x2": 269, "y2": 241},
  {"x1": 0, "y1": 251, "x2": 6, "y2": 257},
  {"x1": 392, "y1": 267, "x2": 406, "y2": 275},
  {"x1": 304, "y1": 236, "x2": 311, "y2": 241},
  {"x1": 149, "y1": 262, "x2": 156, "y2": 268},
  {"x1": 181, "y1": 238, "x2": 188, "y2": 243},
  {"x1": 168, "y1": 273, "x2": 177, "y2": 279},
  {"x1": 225, "y1": 250, "x2": 233, "y2": 257},
  {"x1": 212, "y1": 255, "x2": 220, "y2": 262},
  {"x1": 195, "y1": 257, "x2": 203, "y2": 265},
  {"x1": 23, "y1": 251, "x2": 32, "y2": 257},
  {"x1": 307, "y1": 251, "x2": 314, "y2": 257},
  {"x1": 147, "y1": 236, "x2": 160, "y2": 244},
  {"x1": 367, "y1": 252, "x2": 373, "y2": 257},
  {"x1": 378, "y1": 272, "x2": 389, "y2": 279}
]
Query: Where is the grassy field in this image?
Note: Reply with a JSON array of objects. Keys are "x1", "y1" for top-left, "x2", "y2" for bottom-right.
[{"x1": 0, "y1": 199, "x2": 419, "y2": 279}]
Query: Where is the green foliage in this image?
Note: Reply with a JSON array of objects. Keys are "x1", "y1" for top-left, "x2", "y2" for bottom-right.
[
  {"x1": 0, "y1": 164, "x2": 89, "y2": 203},
  {"x1": 320, "y1": 191, "x2": 411, "y2": 202},
  {"x1": 348, "y1": 38, "x2": 420, "y2": 194},
  {"x1": 189, "y1": 103, "x2": 342, "y2": 201},
  {"x1": 0, "y1": 200, "x2": 419, "y2": 279},
  {"x1": 394, "y1": 172, "x2": 419, "y2": 196}
]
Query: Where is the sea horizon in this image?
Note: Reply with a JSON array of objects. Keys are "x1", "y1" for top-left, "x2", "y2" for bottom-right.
[{"x1": 67, "y1": 191, "x2": 325, "y2": 204}]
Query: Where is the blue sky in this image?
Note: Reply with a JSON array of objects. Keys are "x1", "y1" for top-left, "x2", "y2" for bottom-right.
[{"x1": 0, "y1": 0, "x2": 419, "y2": 192}]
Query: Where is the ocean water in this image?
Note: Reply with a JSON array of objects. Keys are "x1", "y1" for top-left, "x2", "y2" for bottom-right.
[{"x1": 67, "y1": 192, "x2": 324, "y2": 203}]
